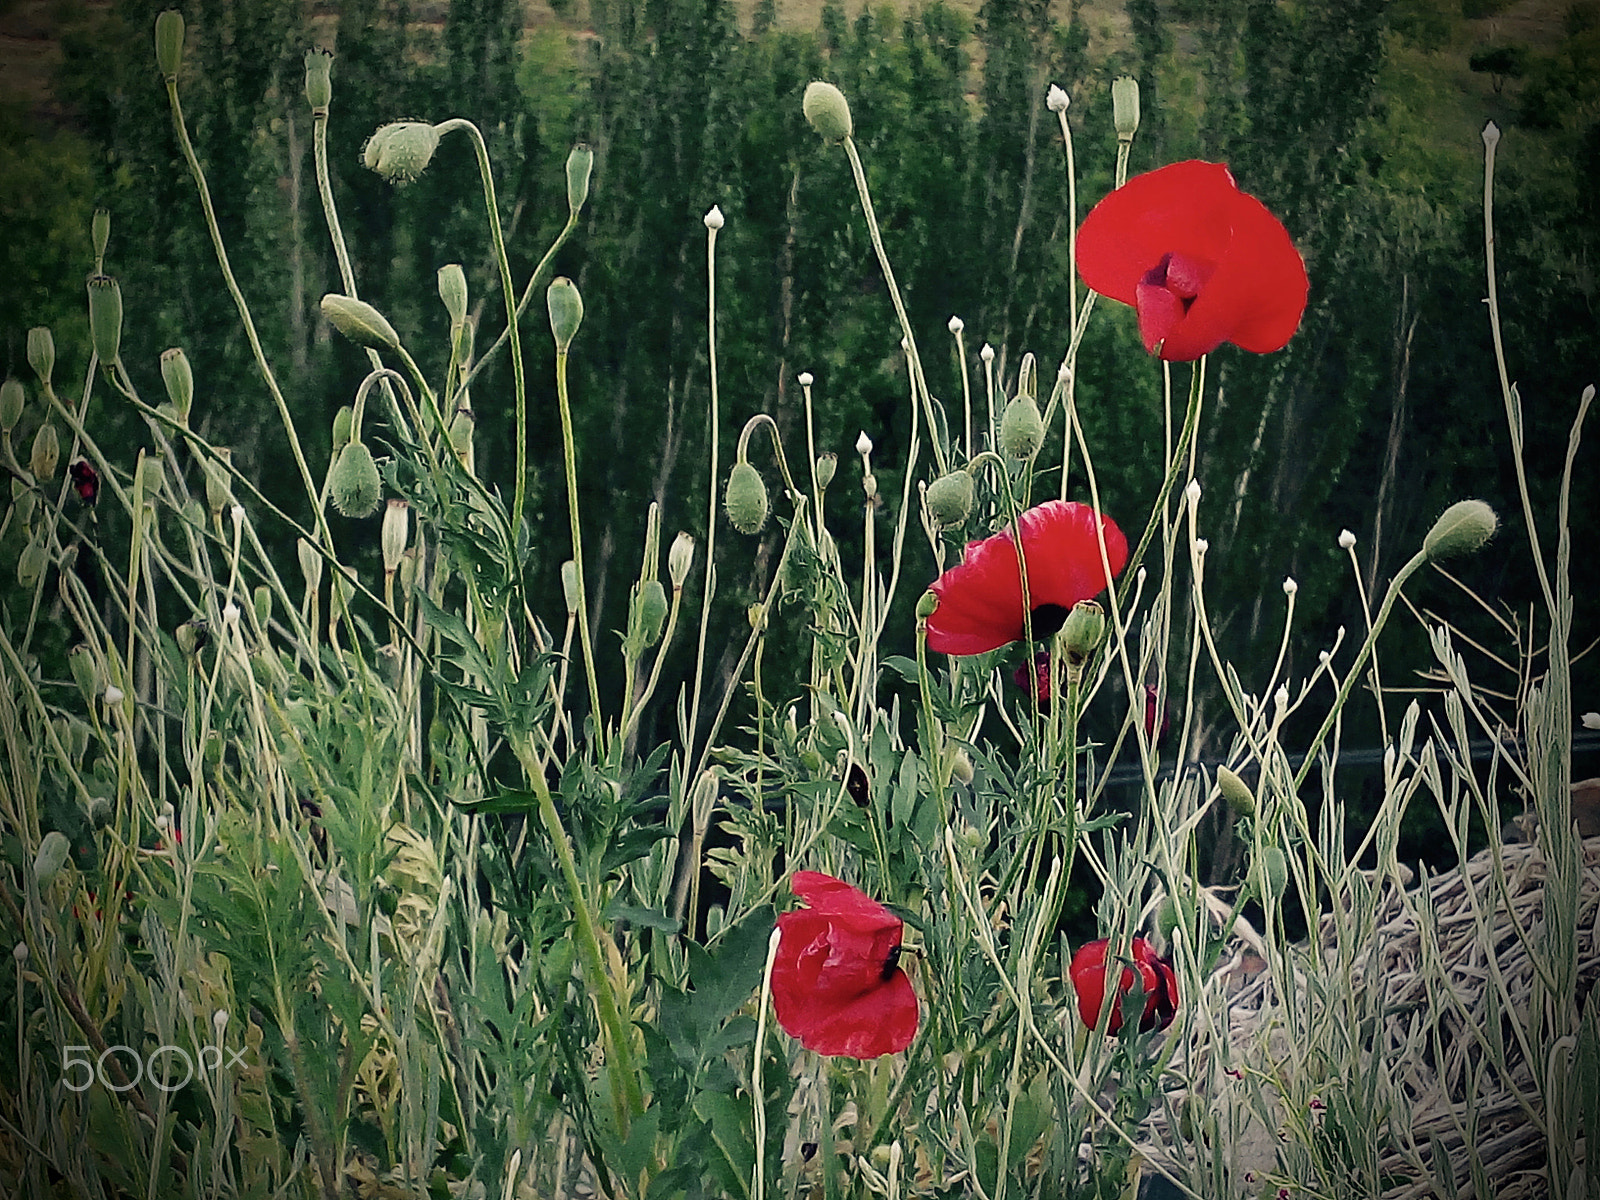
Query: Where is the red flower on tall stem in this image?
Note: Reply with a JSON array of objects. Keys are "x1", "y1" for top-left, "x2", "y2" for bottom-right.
[
  {"x1": 771, "y1": 871, "x2": 919, "y2": 1058},
  {"x1": 925, "y1": 500, "x2": 1127, "y2": 657},
  {"x1": 1069, "y1": 935, "x2": 1179, "y2": 1035},
  {"x1": 1076, "y1": 160, "x2": 1309, "y2": 362}
]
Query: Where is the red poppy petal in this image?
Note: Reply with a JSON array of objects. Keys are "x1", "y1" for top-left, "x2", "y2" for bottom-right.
[
  {"x1": 777, "y1": 969, "x2": 919, "y2": 1058},
  {"x1": 789, "y1": 871, "x2": 899, "y2": 931},
  {"x1": 1015, "y1": 501, "x2": 1129, "y2": 613}
]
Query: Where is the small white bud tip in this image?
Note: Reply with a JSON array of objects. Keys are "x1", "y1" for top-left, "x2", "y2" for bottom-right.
[
  {"x1": 1283, "y1": 577, "x2": 1298, "y2": 596},
  {"x1": 1046, "y1": 84, "x2": 1070, "y2": 113},
  {"x1": 230, "y1": 504, "x2": 245, "y2": 527},
  {"x1": 13, "y1": 943, "x2": 28, "y2": 964},
  {"x1": 222, "y1": 602, "x2": 240, "y2": 624},
  {"x1": 213, "y1": 1009, "x2": 229, "y2": 1033},
  {"x1": 1580, "y1": 712, "x2": 1599, "y2": 730},
  {"x1": 703, "y1": 205, "x2": 724, "y2": 230},
  {"x1": 856, "y1": 431, "x2": 873, "y2": 457},
  {"x1": 1193, "y1": 538, "x2": 1209, "y2": 554},
  {"x1": 1318, "y1": 650, "x2": 1332, "y2": 664},
  {"x1": 947, "y1": 315, "x2": 964, "y2": 334},
  {"x1": 979, "y1": 343, "x2": 995, "y2": 363},
  {"x1": 1274, "y1": 686, "x2": 1290, "y2": 711},
  {"x1": 1185, "y1": 479, "x2": 1202, "y2": 503},
  {"x1": 1482, "y1": 121, "x2": 1500, "y2": 148},
  {"x1": 798, "y1": 371, "x2": 814, "y2": 388},
  {"x1": 104, "y1": 686, "x2": 125, "y2": 706},
  {"x1": 1338, "y1": 529, "x2": 1356, "y2": 549}
]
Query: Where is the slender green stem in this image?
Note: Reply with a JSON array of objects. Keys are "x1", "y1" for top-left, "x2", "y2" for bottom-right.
[
  {"x1": 687, "y1": 221, "x2": 722, "y2": 762},
  {"x1": 555, "y1": 350, "x2": 603, "y2": 725}
]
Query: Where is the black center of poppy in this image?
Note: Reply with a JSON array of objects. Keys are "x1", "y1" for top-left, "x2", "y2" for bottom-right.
[
  {"x1": 1029, "y1": 603, "x2": 1072, "y2": 639},
  {"x1": 882, "y1": 945, "x2": 903, "y2": 981}
]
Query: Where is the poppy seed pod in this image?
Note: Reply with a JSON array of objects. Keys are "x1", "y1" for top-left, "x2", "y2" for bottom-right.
[
  {"x1": 381, "y1": 498, "x2": 409, "y2": 572},
  {"x1": 1061, "y1": 599, "x2": 1107, "y2": 661},
  {"x1": 546, "y1": 277, "x2": 584, "y2": 352},
  {"x1": 0, "y1": 378, "x2": 24, "y2": 434},
  {"x1": 1217, "y1": 765, "x2": 1256, "y2": 818},
  {"x1": 566, "y1": 143, "x2": 594, "y2": 215},
  {"x1": 631, "y1": 579, "x2": 669, "y2": 649},
  {"x1": 329, "y1": 441, "x2": 382, "y2": 518},
  {"x1": 331, "y1": 405, "x2": 354, "y2": 453},
  {"x1": 86, "y1": 275, "x2": 122, "y2": 365},
  {"x1": 30, "y1": 422, "x2": 59, "y2": 483},
  {"x1": 154, "y1": 10, "x2": 184, "y2": 81},
  {"x1": 304, "y1": 48, "x2": 333, "y2": 113},
  {"x1": 924, "y1": 469, "x2": 974, "y2": 527},
  {"x1": 1256, "y1": 845, "x2": 1289, "y2": 900},
  {"x1": 321, "y1": 294, "x2": 400, "y2": 352},
  {"x1": 203, "y1": 447, "x2": 233, "y2": 515},
  {"x1": 999, "y1": 392, "x2": 1044, "y2": 460},
  {"x1": 437, "y1": 264, "x2": 468, "y2": 328},
  {"x1": 803, "y1": 80, "x2": 853, "y2": 141},
  {"x1": 668, "y1": 531, "x2": 695, "y2": 588},
  {"x1": 362, "y1": 121, "x2": 440, "y2": 185},
  {"x1": 297, "y1": 537, "x2": 322, "y2": 594},
  {"x1": 724, "y1": 461, "x2": 768, "y2": 534},
  {"x1": 448, "y1": 407, "x2": 474, "y2": 460},
  {"x1": 160, "y1": 348, "x2": 193, "y2": 421},
  {"x1": 26, "y1": 328, "x2": 53, "y2": 389},
  {"x1": 1422, "y1": 499, "x2": 1497, "y2": 562},
  {"x1": 1111, "y1": 75, "x2": 1140, "y2": 140},
  {"x1": 815, "y1": 452, "x2": 837, "y2": 491}
]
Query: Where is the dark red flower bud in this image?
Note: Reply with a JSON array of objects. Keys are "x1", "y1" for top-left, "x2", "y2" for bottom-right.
[
  {"x1": 1069, "y1": 935, "x2": 1179, "y2": 1035},
  {"x1": 68, "y1": 459, "x2": 100, "y2": 504},
  {"x1": 1143, "y1": 684, "x2": 1171, "y2": 745}
]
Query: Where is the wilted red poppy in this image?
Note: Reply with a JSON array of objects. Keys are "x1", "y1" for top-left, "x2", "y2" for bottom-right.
[
  {"x1": 925, "y1": 500, "x2": 1127, "y2": 657},
  {"x1": 1069, "y1": 935, "x2": 1178, "y2": 1035},
  {"x1": 68, "y1": 459, "x2": 100, "y2": 504},
  {"x1": 1076, "y1": 160, "x2": 1308, "y2": 362},
  {"x1": 772, "y1": 871, "x2": 919, "y2": 1058}
]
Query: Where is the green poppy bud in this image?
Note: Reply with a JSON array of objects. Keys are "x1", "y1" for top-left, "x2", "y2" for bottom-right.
[
  {"x1": 160, "y1": 347, "x2": 193, "y2": 421},
  {"x1": 203, "y1": 447, "x2": 233, "y2": 515},
  {"x1": 916, "y1": 590, "x2": 939, "y2": 620},
  {"x1": 297, "y1": 537, "x2": 323, "y2": 595},
  {"x1": 304, "y1": 48, "x2": 333, "y2": 113},
  {"x1": 33, "y1": 831, "x2": 71, "y2": 886},
  {"x1": 87, "y1": 795, "x2": 113, "y2": 831},
  {"x1": 17, "y1": 534, "x2": 47, "y2": 589},
  {"x1": 566, "y1": 142, "x2": 594, "y2": 215},
  {"x1": 321, "y1": 294, "x2": 400, "y2": 352},
  {"x1": 1422, "y1": 499, "x2": 1497, "y2": 563},
  {"x1": 437, "y1": 264, "x2": 468, "y2": 328},
  {"x1": 1112, "y1": 75, "x2": 1140, "y2": 141},
  {"x1": 1217, "y1": 765, "x2": 1255, "y2": 818},
  {"x1": 949, "y1": 748, "x2": 974, "y2": 786},
  {"x1": 1256, "y1": 845, "x2": 1288, "y2": 900},
  {"x1": 1155, "y1": 893, "x2": 1179, "y2": 941},
  {"x1": 448, "y1": 407, "x2": 474, "y2": 461},
  {"x1": 154, "y1": 10, "x2": 184, "y2": 81},
  {"x1": 803, "y1": 80, "x2": 853, "y2": 141},
  {"x1": 175, "y1": 618, "x2": 205, "y2": 657},
  {"x1": 381, "y1": 498, "x2": 409, "y2": 573},
  {"x1": 724, "y1": 461, "x2": 768, "y2": 534},
  {"x1": 86, "y1": 275, "x2": 122, "y2": 365},
  {"x1": 815, "y1": 452, "x2": 837, "y2": 491},
  {"x1": 1061, "y1": 599, "x2": 1107, "y2": 661},
  {"x1": 91, "y1": 208, "x2": 111, "y2": 266},
  {"x1": 560, "y1": 560, "x2": 580, "y2": 614},
  {"x1": 30, "y1": 422, "x2": 59, "y2": 483},
  {"x1": 547, "y1": 277, "x2": 584, "y2": 352},
  {"x1": 398, "y1": 547, "x2": 418, "y2": 595},
  {"x1": 362, "y1": 121, "x2": 440, "y2": 185},
  {"x1": 0, "y1": 378, "x2": 24, "y2": 434},
  {"x1": 135, "y1": 451, "x2": 165, "y2": 501},
  {"x1": 329, "y1": 440, "x2": 382, "y2": 518},
  {"x1": 668, "y1": 532, "x2": 695, "y2": 588},
  {"x1": 924, "y1": 469, "x2": 974, "y2": 527},
  {"x1": 331, "y1": 405, "x2": 354, "y2": 453},
  {"x1": 69, "y1": 644, "x2": 100, "y2": 704},
  {"x1": 999, "y1": 393, "x2": 1044, "y2": 460},
  {"x1": 631, "y1": 579, "x2": 669, "y2": 649},
  {"x1": 252, "y1": 585, "x2": 272, "y2": 631},
  {"x1": 26, "y1": 328, "x2": 54, "y2": 389}
]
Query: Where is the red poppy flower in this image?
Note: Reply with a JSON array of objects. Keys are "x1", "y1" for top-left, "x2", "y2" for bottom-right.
[
  {"x1": 1143, "y1": 683, "x2": 1171, "y2": 745},
  {"x1": 1076, "y1": 160, "x2": 1309, "y2": 362},
  {"x1": 1014, "y1": 651, "x2": 1056, "y2": 708},
  {"x1": 925, "y1": 500, "x2": 1127, "y2": 657},
  {"x1": 1069, "y1": 935, "x2": 1179, "y2": 1035},
  {"x1": 772, "y1": 871, "x2": 919, "y2": 1058},
  {"x1": 68, "y1": 459, "x2": 100, "y2": 504}
]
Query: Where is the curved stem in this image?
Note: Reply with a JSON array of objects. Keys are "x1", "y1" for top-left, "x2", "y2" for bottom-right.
[{"x1": 555, "y1": 349, "x2": 603, "y2": 725}]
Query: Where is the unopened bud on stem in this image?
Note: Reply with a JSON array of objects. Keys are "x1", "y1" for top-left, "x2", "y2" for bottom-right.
[
  {"x1": 1422, "y1": 499, "x2": 1497, "y2": 562},
  {"x1": 724, "y1": 461, "x2": 768, "y2": 534},
  {"x1": 321, "y1": 294, "x2": 400, "y2": 352},
  {"x1": 26, "y1": 328, "x2": 53, "y2": 389},
  {"x1": 803, "y1": 80, "x2": 853, "y2": 141},
  {"x1": 1112, "y1": 75, "x2": 1141, "y2": 141},
  {"x1": 154, "y1": 10, "x2": 184, "y2": 81},
  {"x1": 363, "y1": 121, "x2": 440, "y2": 184},
  {"x1": 437, "y1": 264, "x2": 468, "y2": 328},
  {"x1": 566, "y1": 143, "x2": 594, "y2": 214},
  {"x1": 87, "y1": 275, "x2": 122, "y2": 365},
  {"x1": 329, "y1": 441, "x2": 382, "y2": 519},
  {"x1": 30, "y1": 423, "x2": 59, "y2": 483},
  {"x1": 668, "y1": 532, "x2": 695, "y2": 588},
  {"x1": 547, "y1": 277, "x2": 584, "y2": 352},
  {"x1": 0, "y1": 379, "x2": 23, "y2": 434},
  {"x1": 381, "y1": 499, "x2": 409, "y2": 573},
  {"x1": 924, "y1": 469, "x2": 974, "y2": 527},
  {"x1": 304, "y1": 48, "x2": 333, "y2": 113},
  {"x1": 160, "y1": 348, "x2": 194, "y2": 421}
]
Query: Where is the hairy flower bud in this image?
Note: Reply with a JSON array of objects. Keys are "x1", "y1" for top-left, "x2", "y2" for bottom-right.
[
  {"x1": 30, "y1": 422, "x2": 59, "y2": 483},
  {"x1": 1112, "y1": 75, "x2": 1141, "y2": 141},
  {"x1": 1061, "y1": 599, "x2": 1107, "y2": 661},
  {"x1": 566, "y1": 142, "x2": 594, "y2": 214},
  {"x1": 86, "y1": 275, "x2": 122, "y2": 365},
  {"x1": 724, "y1": 461, "x2": 768, "y2": 534},
  {"x1": 26, "y1": 328, "x2": 54, "y2": 389},
  {"x1": 815, "y1": 452, "x2": 837, "y2": 491},
  {"x1": 924, "y1": 469, "x2": 974, "y2": 527},
  {"x1": 362, "y1": 121, "x2": 440, "y2": 184},
  {"x1": 668, "y1": 532, "x2": 695, "y2": 588},
  {"x1": 135, "y1": 451, "x2": 165, "y2": 501},
  {"x1": 34, "y1": 831, "x2": 71, "y2": 887},
  {"x1": 203, "y1": 447, "x2": 233, "y2": 515},
  {"x1": 329, "y1": 440, "x2": 382, "y2": 518},
  {"x1": 546, "y1": 277, "x2": 584, "y2": 352},
  {"x1": 1217, "y1": 765, "x2": 1255, "y2": 818},
  {"x1": 154, "y1": 10, "x2": 184, "y2": 81},
  {"x1": 0, "y1": 379, "x2": 24, "y2": 434},
  {"x1": 437, "y1": 264, "x2": 468, "y2": 328},
  {"x1": 321, "y1": 294, "x2": 400, "y2": 352},
  {"x1": 803, "y1": 80, "x2": 853, "y2": 141},
  {"x1": 16, "y1": 534, "x2": 47, "y2": 589},
  {"x1": 999, "y1": 393, "x2": 1044, "y2": 460},
  {"x1": 304, "y1": 48, "x2": 333, "y2": 113},
  {"x1": 381, "y1": 498, "x2": 409, "y2": 573},
  {"x1": 160, "y1": 347, "x2": 194, "y2": 421},
  {"x1": 1423, "y1": 499, "x2": 1497, "y2": 562}
]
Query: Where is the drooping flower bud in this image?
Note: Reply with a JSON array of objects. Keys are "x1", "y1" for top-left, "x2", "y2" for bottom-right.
[
  {"x1": 329, "y1": 440, "x2": 382, "y2": 518},
  {"x1": 815, "y1": 452, "x2": 837, "y2": 491},
  {"x1": 154, "y1": 10, "x2": 184, "y2": 81},
  {"x1": 1217, "y1": 765, "x2": 1255, "y2": 818},
  {"x1": 1422, "y1": 499, "x2": 1497, "y2": 562},
  {"x1": 566, "y1": 143, "x2": 594, "y2": 214},
  {"x1": 203, "y1": 447, "x2": 233, "y2": 515},
  {"x1": 321, "y1": 294, "x2": 400, "y2": 352},
  {"x1": 30, "y1": 422, "x2": 59, "y2": 482},
  {"x1": 331, "y1": 405, "x2": 354, "y2": 453},
  {"x1": 297, "y1": 537, "x2": 322, "y2": 596},
  {"x1": 86, "y1": 275, "x2": 122, "y2": 365},
  {"x1": 362, "y1": 121, "x2": 440, "y2": 185},
  {"x1": 724, "y1": 461, "x2": 768, "y2": 534},
  {"x1": 1112, "y1": 75, "x2": 1141, "y2": 141},
  {"x1": 0, "y1": 379, "x2": 23, "y2": 434},
  {"x1": 999, "y1": 392, "x2": 1044, "y2": 459},
  {"x1": 26, "y1": 328, "x2": 53, "y2": 389},
  {"x1": 304, "y1": 48, "x2": 333, "y2": 114},
  {"x1": 924, "y1": 469, "x2": 974, "y2": 527},
  {"x1": 668, "y1": 532, "x2": 695, "y2": 588},
  {"x1": 160, "y1": 348, "x2": 193, "y2": 421},
  {"x1": 16, "y1": 534, "x2": 47, "y2": 589},
  {"x1": 381, "y1": 498, "x2": 409, "y2": 573},
  {"x1": 546, "y1": 277, "x2": 584, "y2": 352},
  {"x1": 423, "y1": 269, "x2": 467, "y2": 339},
  {"x1": 802, "y1": 80, "x2": 853, "y2": 141}
]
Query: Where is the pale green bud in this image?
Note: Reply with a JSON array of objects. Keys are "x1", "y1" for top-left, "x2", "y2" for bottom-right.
[
  {"x1": 135, "y1": 451, "x2": 165, "y2": 501},
  {"x1": 321, "y1": 294, "x2": 400, "y2": 352},
  {"x1": 448, "y1": 407, "x2": 474, "y2": 460},
  {"x1": 154, "y1": 10, "x2": 184, "y2": 81},
  {"x1": 547, "y1": 277, "x2": 584, "y2": 352},
  {"x1": 437, "y1": 264, "x2": 468, "y2": 327},
  {"x1": 69, "y1": 644, "x2": 100, "y2": 704},
  {"x1": 86, "y1": 275, "x2": 122, "y2": 365},
  {"x1": 331, "y1": 405, "x2": 354, "y2": 453},
  {"x1": 924, "y1": 469, "x2": 974, "y2": 527},
  {"x1": 362, "y1": 121, "x2": 440, "y2": 184},
  {"x1": 566, "y1": 143, "x2": 594, "y2": 214},
  {"x1": 560, "y1": 560, "x2": 580, "y2": 614},
  {"x1": 999, "y1": 393, "x2": 1044, "y2": 459},
  {"x1": 1112, "y1": 75, "x2": 1141, "y2": 141},
  {"x1": 1217, "y1": 766, "x2": 1256, "y2": 818},
  {"x1": 203, "y1": 447, "x2": 233, "y2": 515},
  {"x1": 91, "y1": 208, "x2": 111, "y2": 265},
  {"x1": 1061, "y1": 599, "x2": 1107, "y2": 661},
  {"x1": 1422, "y1": 499, "x2": 1497, "y2": 562},
  {"x1": 668, "y1": 532, "x2": 695, "y2": 588},
  {"x1": 724, "y1": 461, "x2": 768, "y2": 534},
  {"x1": 381, "y1": 498, "x2": 409, "y2": 573},
  {"x1": 1256, "y1": 845, "x2": 1288, "y2": 900},
  {"x1": 159, "y1": 348, "x2": 193, "y2": 422},
  {"x1": 252, "y1": 585, "x2": 271, "y2": 631},
  {"x1": 329, "y1": 441, "x2": 382, "y2": 518},
  {"x1": 0, "y1": 378, "x2": 24, "y2": 434},
  {"x1": 33, "y1": 831, "x2": 71, "y2": 886},
  {"x1": 815, "y1": 452, "x2": 837, "y2": 491},
  {"x1": 30, "y1": 422, "x2": 59, "y2": 483},
  {"x1": 17, "y1": 534, "x2": 48, "y2": 589},
  {"x1": 803, "y1": 80, "x2": 853, "y2": 141},
  {"x1": 916, "y1": 590, "x2": 939, "y2": 620},
  {"x1": 631, "y1": 579, "x2": 669, "y2": 649},
  {"x1": 26, "y1": 328, "x2": 54, "y2": 389},
  {"x1": 304, "y1": 48, "x2": 333, "y2": 113},
  {"x1": 297, "y1": 538, "x2": 323, "y2": 596}
]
